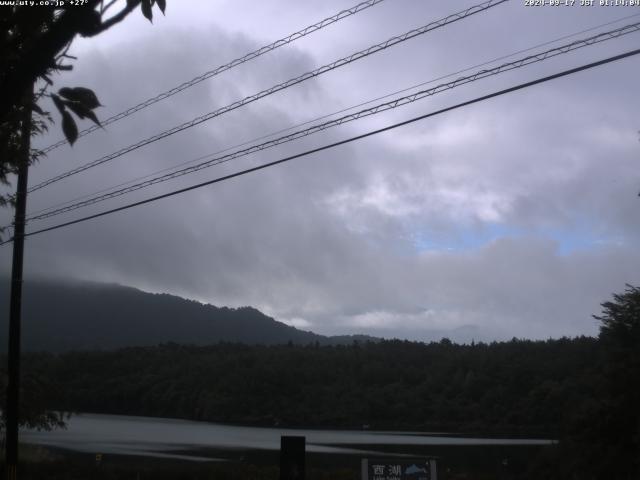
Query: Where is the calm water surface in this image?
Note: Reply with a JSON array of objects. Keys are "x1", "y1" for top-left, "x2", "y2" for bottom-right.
[{"x1": 22, "y1": 413, "x2": 554, "y2": 462}]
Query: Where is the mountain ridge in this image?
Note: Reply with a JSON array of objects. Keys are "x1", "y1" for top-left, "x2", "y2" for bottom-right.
[{"x1": 0, "y1": 278, "x2": 378, "y2": 352}]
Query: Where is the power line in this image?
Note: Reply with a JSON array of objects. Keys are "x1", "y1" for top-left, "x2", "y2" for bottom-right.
[
  {"x1": 25, "y1": 11, "x2": 640, "y2": 219},
  {"x1": 32, "y1": 0, "x2": 506, "y2": 191},
  {"x1": 1, "y1": 47, "x2": 637, "y2": 246},
  {"x1": 39, "y1": 0, "x2": 389, "y2": 154},
  {"x1": 24, "y1": 21, "x2": 640, "y2": 223},
  {"x1": 28, "y1": 0, "x2": 508, "y2": 194}
]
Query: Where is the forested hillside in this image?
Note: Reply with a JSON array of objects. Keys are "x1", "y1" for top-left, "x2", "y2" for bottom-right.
[
  {"x1": 20, "y1": 338, "x2": 599, "y2": 435},
  {"x1": 0, "y1": 279, "x2": 374, "y2": 351},
  {"x1": 3, "y1": 282, "x2": 637, "y2": 478}
]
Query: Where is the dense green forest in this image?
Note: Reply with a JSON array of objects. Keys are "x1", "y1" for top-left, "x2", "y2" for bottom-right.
[
  {"x1": 19, "y1": 338, "x2": 598, "y2": 436},
  {"x1": 0, "y1": 337, "x2": 620, "y2": 478},
  {"x1": 2, "y1": 285, "x2": 638, "y2": 478}
]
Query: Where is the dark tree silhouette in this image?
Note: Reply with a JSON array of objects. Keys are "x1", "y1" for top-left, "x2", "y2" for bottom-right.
[
  {"x1": 592, "y1": 285, "x2": 640, "y2": 479},
  {"x1": 0, "y1": 0, "x2": 166, "y2": 211}
]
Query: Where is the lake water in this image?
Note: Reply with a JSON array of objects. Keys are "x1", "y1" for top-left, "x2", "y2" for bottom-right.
[{"x1": 22, "y1": 413, "x2": 554, "y2": 462}]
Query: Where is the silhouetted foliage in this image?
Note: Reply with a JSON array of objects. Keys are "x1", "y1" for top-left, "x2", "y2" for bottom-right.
[
  {"x1": 4, "y1": 281, "x2": 638, "y2": 477},
  {"x1": 580, "y1": 285, "x2": 640, "y2": 479},
  {"x1": 526, "y1": 285, "x2": 640, "y2": 479},
  {"x1": 0, "y1": 354, "x2": 68, "y2": 432},
  {"x1": 0, "y1": 0, "x2": 165, "y2": 219},
  {"x1": 15, "y1": 338, "x2": 600, "y2": 436}
]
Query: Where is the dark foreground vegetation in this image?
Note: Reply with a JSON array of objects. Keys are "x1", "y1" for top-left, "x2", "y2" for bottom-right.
[
  {"x1": 2, "y1": 285, "x2": 639, "y2": 478},
  {"x1": 22, "y1": 337, "x2": 597, "y2": 435}
]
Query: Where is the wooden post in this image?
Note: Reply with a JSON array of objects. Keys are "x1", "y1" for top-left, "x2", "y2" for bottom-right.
[{"x1": 280, "y1": 436, "x2": 305, "y2": 480}]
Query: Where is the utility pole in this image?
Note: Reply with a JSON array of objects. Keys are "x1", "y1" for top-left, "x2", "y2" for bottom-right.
[{"x1": 5, "y1": 83, "x2": 33, "y2": 480}]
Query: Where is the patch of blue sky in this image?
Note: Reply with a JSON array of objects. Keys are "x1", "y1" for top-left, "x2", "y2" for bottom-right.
[
  {"x1": 411, "y1": 222, "x2": 621, "y2": 255},
  {"x1": 411, "y1": 223, "x2": 521, "y2": 253},
  {"x1": 543, "y1": 227, "x2": 617, "y2": 255}
]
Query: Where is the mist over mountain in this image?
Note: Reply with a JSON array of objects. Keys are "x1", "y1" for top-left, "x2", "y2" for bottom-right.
[{"x1": 0, "y1": 279, "x2": 376, "y2": 352}]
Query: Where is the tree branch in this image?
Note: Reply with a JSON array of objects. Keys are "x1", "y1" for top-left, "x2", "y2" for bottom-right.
[
  {"x1": 89, "y1": 0, "x2": 141, "y2": 36},
  {"x1": 0, "y1": 0, "x2": 142, "y2": 122},
  {"x1": 101, "y1": 0, "x2": 119, "y2": 16}
]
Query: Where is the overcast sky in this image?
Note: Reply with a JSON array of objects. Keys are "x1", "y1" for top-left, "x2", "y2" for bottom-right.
[{"x1": 2, "y1": 0, "x2": 640, "y2": 342}]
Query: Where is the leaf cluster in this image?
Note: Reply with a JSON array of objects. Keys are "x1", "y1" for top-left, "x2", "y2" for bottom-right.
[
  {"x1": 0, "y1": 357, "x2": 70, "y2": 432},
  {"x1": 0, "y1": 0, "x2": 165, "y2": 211},
  {"x1": 136, "y1": 0, "x2": 166, "y2": 23},
  {"x1": 51, "y1": 86, "x2": 102, "y2": 145}
]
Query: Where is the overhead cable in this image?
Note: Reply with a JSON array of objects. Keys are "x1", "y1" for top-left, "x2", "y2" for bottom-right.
[
  {"x1": 28, "y1": 0, "x2": 508, "y2": 193},
  {"x1": 39, "y1": 0, "x2": 389, "y2": 154},
  {"x1": 26, "y1": 11, "x2": 640, "y2": 219},
  {"x1": 25, "y1": 21, "x2": 640, "y2": 222},
  {"x1": 0, "y1": 47, "x2": 636, "y2": 246}
]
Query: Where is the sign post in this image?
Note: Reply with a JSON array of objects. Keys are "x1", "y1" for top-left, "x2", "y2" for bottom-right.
[{"x1": 280, "y1": 435, "x2": 305, "y2": 480}]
